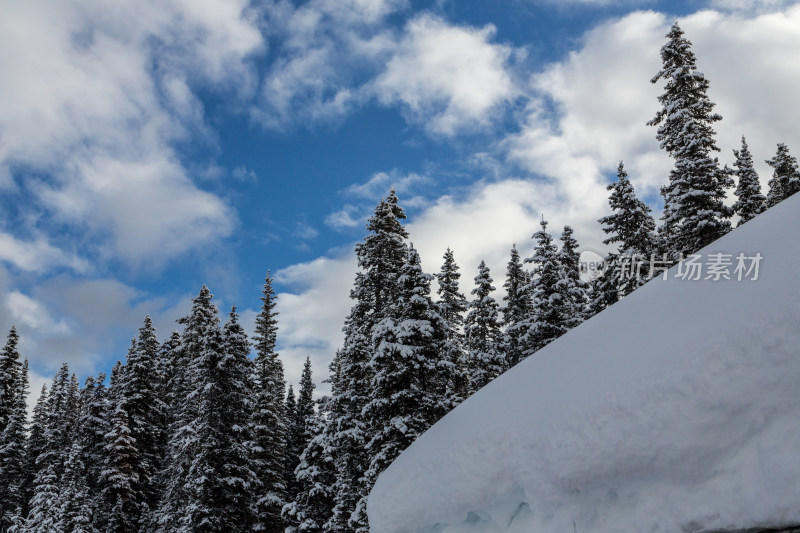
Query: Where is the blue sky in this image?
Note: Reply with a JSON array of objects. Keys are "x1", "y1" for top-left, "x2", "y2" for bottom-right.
[{"x1": 2, "y1": 0, "x2": 800, "y2": 396}]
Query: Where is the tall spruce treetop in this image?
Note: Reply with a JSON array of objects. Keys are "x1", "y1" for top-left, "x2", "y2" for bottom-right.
[
  {"x1": 0, "y1": 357, "x2": 28, "y2": 531},
  {"x1": 599, "y1": 162, "x2": 656, "y2": 257},
  {"x1": 119, "y1": 315, "x2": 165, "y2": 521},
  {"x1": 524, "y1": 219, "x2": 569, "y2": 355},
  {"x1": 501, "y1": 245, "x2": 531, "y2": 369},
  {"x1": 435, "y1": 248, "x2": 469, "y2": 404},
  {"x1": 557, "y1": 226, "x2": 588, "y2": 329},
  {"x1": 251, "y1": 272, "x2": 288, "y2": 532},
  {"x1": 356, "y1": 244, "x2": 452, "y2": 532},
  {"x1": 327, "y1": 191, "x2": 410, "y2": 533},
  {"x1": 648, "y1": 22, "x2": 732, "y2": 257},
  {"x1": 765, "y1": 143, "x2": 800, "y2": 208},
  {"x1": 465, "y1": 260, "x2": 504, "y2": 393},
  {"x1": 355, "y1": 189, "x2": 409, "y2": 319},
  {"x1": 598, "y1": 162, "x2": 657, "y2": 297},
  {"x1": 731, "y1": 136, "x2": 766, "y2": 225},
  {"x1": 0, "y1": 326, "x2": 22, "y2": 431}
]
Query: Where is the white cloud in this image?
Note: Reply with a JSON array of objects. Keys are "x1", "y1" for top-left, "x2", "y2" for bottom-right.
[
  {"x1": 709, "y1": 0, "x2": 797, "y2": 14},
  {"x1": 326, "y1": 204, "x2": 364, "y2": 230},
  {"x1": 232, "y1": 166, "x2": 259, "y2": 182},
  {"x1": 274, "y1": 253, "x2": 358, "y2": 394},
  {"x1": 345, "y1": 171, "x2": 430, "y2": 199},
  {"x1": 253, "y1": 0, "x2": 406, "y2": 129},
  {"x1": 373, "y1": 14, "x2": 518, "y2": 136},
  {"x1": 0, "y1": 232, "x2": 89, "y2": 274},
  {"x1": 1, "y1": 275, "x2": 193, "y2": 379},
  {"x1": 0, "y1": 0, "x2": 262, "y2": 266}
]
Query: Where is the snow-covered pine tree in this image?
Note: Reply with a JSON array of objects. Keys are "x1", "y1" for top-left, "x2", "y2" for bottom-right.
[
  {"x1": 598, "y1": 162, "x2": 657, "y2": 297},
  {"x1": 20, "y1": 385, "x2": 48, "y2": 520},
  {"x1": 23, "y1": 462, "x2": 61, "y2": 533},
  {"x1": 465, "y1": 260, "x2": 504, "y2": 394},
  {"x1": 586, "y1": 253, "x2": 620, "y2": 317},
  {"x1": 77, "y1": 373, "x2": 109, "y2": 530},
  {"x1": 284, "y1": 356, "x2": 318, "y2": 529},
  {"x1": 0, "y1": 327, "x2": 22, "y2": 431},
  {"x1": 327, "y1": 191, "x2": 410, "y2": 533},
  {"x1": 557, "y1": 226, "x2": 589, "y2": 329},
  {"x1": 99, "y1": 403, "x2": 140, "y2": 532},
  {"x1": 292, "y1": 358, "x2": 315, "y2": 484},
  {"x1": 731, "y1": 136, "x2": 766, "y2": 225},
  {"x1": 0, "y1": 357, "x2": 28, "y2": 530},
  {"x1": 284, "y1": 399, "x2": 335, "y2": 533},
  {"x1": 213, "y1": 306, "x2": 258, "y2": 530},
  {"x1": 0, "y1": 327, "x2": 24, "y2": 529},
  {"x1": 501, "y1": 245, "x2": 531, "y2": 369},
  {"x1": 36, "y1": 363, "x2": 75, "y2": 483},
  {"x1": 435, "y1": 248, "x2": 469, "y2": 404},
  {"x1": 356, "y1": 245, "x2": 452, "y2": 532},
  {"x1": 285, "y1": 384, "x2": 298, "y2": 510},
  {"x1": 251, "y1": 273, "x2": 289, "y2": 532},
  {"x1": 524, "y1": 219, "x2": 569, "y2": 355},
  {"x1": 648, "y1": 22, "x2": 732, "y2": 258},
  {"x1": 117, "y1": 315, "x2": 165, "y2": 525},
  {"x1": 156, "y1": 285, "x2": 221, "y2": 532},
  {"x1": 59, "y1": 442, "x2": 94, "y2": 533},
  {"x1": 765, "y1": 143, "x2": 800, "y2": 208}
]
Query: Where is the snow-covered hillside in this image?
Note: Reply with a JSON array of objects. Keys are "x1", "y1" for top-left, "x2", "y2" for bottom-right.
[{"x1": 368, "y1": 193, "x2": 800, "y2": 533}]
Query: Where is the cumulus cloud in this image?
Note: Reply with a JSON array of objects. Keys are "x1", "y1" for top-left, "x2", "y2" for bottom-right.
[
  {"x1": 253, "y1": 0, "x2": 406, "y2": 129},
  {"x1": 373, "y1": 15, "x2": 518, "y2": 136},
  {"x1": 0, "y1": 232, "x2": 89, "y2": 274},
  {"x1": 1, "y1": 275, "x2": 193, "y2": 379},
  {"x1": 0, "y1": 0, "x2": 261, "y2": 266}
]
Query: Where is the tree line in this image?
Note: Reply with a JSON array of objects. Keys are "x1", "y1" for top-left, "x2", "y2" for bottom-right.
[{"x1": 1, "y1": 21, "x2": 799, "y2": 533}]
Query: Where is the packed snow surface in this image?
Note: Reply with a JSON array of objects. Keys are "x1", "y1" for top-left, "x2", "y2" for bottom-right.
[{"x1": 368, "y1": 194, "x2": 800, "y2": 533}]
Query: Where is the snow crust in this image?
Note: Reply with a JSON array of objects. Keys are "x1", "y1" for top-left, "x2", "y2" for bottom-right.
[{"x1": 368, "y1": 193, "x2": 800, "y2": 533}]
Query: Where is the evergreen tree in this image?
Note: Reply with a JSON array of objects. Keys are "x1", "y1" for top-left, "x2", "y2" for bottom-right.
[
  {"x1": 557, "y1": 226, "x2": 589, "y2": 328},
  {"x1": 99, "y1": 404, "x2": 140, "y2": 532},
  {"x1": 524, "y1": 219, "x2": 569, "y2": 355},
  {"x1": 327, "y1": 191, "x2": 409, "y2": 533},
  {"x1": 356, "y1": 245, "x2": 453, "y2": 532},
  {"x1": 731, "y1": 136, "x2": 766, "y2": 225},
  {"x1": 156, "y1": 286, "x2": 221, "y2": 532},
  {"x1": 117, "y1": 315, "x2": 165, "y2": 525},
  {"x1": 501, "y1": 245, "x2": 531, "y2": 369},
  {"x1": 287, "y1": 357, "x2": 315, "y2": 500},
  {"x1": 60, "y1": 443, "x2": 95, "y2": 533},
  {"x1": 464, "y1": 261, "x2": 504, "y2": 393},
  {"x1": 251, "y1": 273, "x2": 289, "y2": 532},
  {"x1": 598, "y1": 162, "x2": 657, "y2": 297},
  {"x1": 285, "y1": 383, "x2": 298, "y2": 503},
  {"x1": 435, "y1": 248, "x2": 469, "y2": 404},
  {"x1": 77, "y1": 373, "x2": 109, "y2": 530},
  {"x1": 20, "y1": 385, "x2": 48, "y2": 520},
  {"x1": 284, "y1": 404, "x2": 335, "y2": 533},
  {"x1": 648, "y1": 22, "x2": 732, "y2": 258},
  {"x1": 214, "y1": 306, "x2": 258, "y2": 530},
  {"x1": 23, "y1": 463, "x2": 61, "y2": 533},
  {"x1": 765, "y1": 142, "x2": 800, "y2": 208},
  {"x1": 0, "y1": 357, "x2": 28, "y2": 530},
  {"x1": 586, "y1": 254, "x2": 620, "y2": 317},
  {"x1": 0, "y1": 327, "x2": 22, "y2": 432}
]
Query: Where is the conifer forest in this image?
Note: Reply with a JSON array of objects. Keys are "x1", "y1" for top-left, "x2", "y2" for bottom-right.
[{"x1": 1, "y1": 22, "x2": 799, "y2": 533}]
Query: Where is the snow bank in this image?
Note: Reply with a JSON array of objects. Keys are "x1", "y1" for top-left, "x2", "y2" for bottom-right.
[{"x1": 368, "y1": 193, "x2": 800, "y2": 533}]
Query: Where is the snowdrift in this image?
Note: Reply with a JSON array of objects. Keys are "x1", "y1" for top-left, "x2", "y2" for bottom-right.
[{"x1": 368, "y1": 193, "x2": 800, "y2": 533}]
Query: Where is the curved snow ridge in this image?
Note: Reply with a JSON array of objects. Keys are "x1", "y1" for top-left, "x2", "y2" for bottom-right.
[{"x1": 368, "y1": 194, "x2": 800, "y2": 533}]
